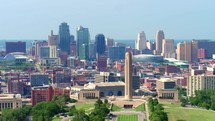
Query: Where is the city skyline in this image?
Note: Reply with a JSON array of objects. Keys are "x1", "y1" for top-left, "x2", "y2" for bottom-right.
[{"x1": 0, "y1": 0, "x2": 215, "y2": 40}]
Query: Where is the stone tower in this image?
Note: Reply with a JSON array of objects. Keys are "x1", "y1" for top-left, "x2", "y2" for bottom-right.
[{"x1": 124, "y1": 52, "x2": 133, "y2": 100}]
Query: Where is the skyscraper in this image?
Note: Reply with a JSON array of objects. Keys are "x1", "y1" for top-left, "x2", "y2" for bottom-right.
[
  {"x1": 124, "y1": 52, "x2": 133, "y2": 100},
  {"x1": 35, "y1": 41, "x2": 48, "y2": 58},
  {"x1": 156, "y1": 30, "x2": 165, "y2": 54},
  {"x1": 96, "y1": 54, "x2": 107, "y2": 72},
  {"x1": 48, "y1": 30, "x2": 59, "y2": 46},
  {"x1": 108, "y1": 46, "x2": 125, "y2": 61},
  {"x1": 70, "y1": 35, "x2": 76, "y2": 56},
  {"x1": 76, "y1": 26, "x2": 90, "y2": 60},
  {"x1": 135, "y1": 32, "x2": 146, "y2": 52},
  {"x1": 193, "y1": 39, "x2": 215, "y2": 59},
  {"x1": 191, "y1": 40, "x2": 198, "y2": 62},
  {"x1": 59, "y1": 22, "x2": 70, "y2": 54},
  {"x1": 161, "y1": 39, "x2": 175, "y2": 58},
  {"x1": 176, "y1": 42, "x2": 185, "y2": 60},
  {"x1": 89, "y1": 42, "x2": 96, "y2": 60},
  {"x1": 95, "y1": 34, "x2": 105, "y2": 55},
  {"x1": 184, "y1": 41, "x2": 192, "y2": 62},
  {"x1": 105, "y1": 38, "x2": 114, "y2": 48}
]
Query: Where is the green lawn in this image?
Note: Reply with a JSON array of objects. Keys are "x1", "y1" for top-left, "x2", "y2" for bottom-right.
[
  {"x1": 117, "y1": 115, "x2": 138, "y2": 121},
  {"x1": 75, "y1": 102, "x2": 95, "y2": 113},
  {"x1": 163, "y1": 103, "x2": 215, "y2": 121},
  {"x1": 111, "y1": 104, "x2": 121, "y2": 111},
  {"x1": 135, "y1": 104, "x2": 145, "y2": 111}
]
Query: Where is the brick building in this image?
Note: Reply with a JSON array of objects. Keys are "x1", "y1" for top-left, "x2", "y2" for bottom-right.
[{"x1": 31, "y1": 85, "x2": 70, "y2": 105}]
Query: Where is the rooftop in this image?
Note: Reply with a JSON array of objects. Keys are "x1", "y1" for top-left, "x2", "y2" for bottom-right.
[
  {"x1": 84, "y1": 81, "x2": 125, "y2": 89},
  {"x1": 0, "y1": 94, "x2": 21, "y2": 99},
  {"x1": 158, "y1": 78, "x2": 175, "y2": 82}
]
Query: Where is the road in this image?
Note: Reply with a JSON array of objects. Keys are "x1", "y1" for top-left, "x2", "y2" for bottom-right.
[{"x1": 110, "y1": 111, "x2": 146, "y2": 121}]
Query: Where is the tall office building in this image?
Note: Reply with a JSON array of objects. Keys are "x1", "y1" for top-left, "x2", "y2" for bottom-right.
[
  {"x1": 108, "y1": 46, "x2": 125, "y2": 61},
  {"x1": 161, "y1": 39, "x2": 175, "y2": 58},
  {"x1": 198, "y1": 48, "x2": 206, "y2": 59},
  {"x1": 146, "y1": 40, "x2": 155, "y2": 50},
  {"x1": 176, "y1": 42, "x2": 185, "y2": 61},
  {"x1": 106, "y1": 38, "x2": 114, "y2": 48},
  {"x1": 6, "y1": 41, "x2": 26, "y2": 54},
  {"x1": 187, "y1": 75, "x2": 215, "y2": 97},
  {"x1": 95, "y1": 34, "x2": 105, "y2": 55},
  {"x1": 176, "y1": 41, "x2": 197, "y2": 62},
  {"x1": 59, "y1": 22, "x2": 70, "y2": 54},
  {"x1": 184, "y1": 42, "x2": 192, "y2": 62},
  {"x1": 48, "y1": 30, "x2": 59, "y2": 46},
  {"x1": 156, "y1": 30, "x2": 165, "y2": 54},
  {"x1": 193, "y1": 39, "x2": 215, "y2": 59},
  {"x1": 135, "y1": 32, "x2": 146, "y2": 52},
  {"x1": 124, "y1": 52, "x2": 133, "y2": 100},
  {"x1": 191, "y1": 40, "x2": 198, "y2": 62},
  {"x1": 35, "y1": 41, "x2": 48, "y2": 58},
  {"x1": 76, "y1": 26, "x2": 90, "y2": 60},
  {"x1": 70, "y1": 35, "x2": 76, "y2": 56},
  {"x1": 89, "y1": 42, "x2": 96, "y2": 60},
  {"x1": 96, "y1": 55, "x2": 107, "y2": 72}
]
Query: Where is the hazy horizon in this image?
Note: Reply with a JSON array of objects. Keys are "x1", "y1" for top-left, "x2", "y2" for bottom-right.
[{"x1": 0, "y1": 0, "x2": 214, "y2": 40}]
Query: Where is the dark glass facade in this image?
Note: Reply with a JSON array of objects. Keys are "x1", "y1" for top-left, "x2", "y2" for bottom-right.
[
  {"x1": 6, "y1": 41, "x2": 26, "y2": 54},
  {"x1": 95, "y1": 34, "x2": 105, "y2": 55},
  {"x1": 59, "y1": 22, "x2": 70, "y2": 54},
  {"x1": 108, "y1": 46, "x2": 125, "y2": 61},
  {"x1": 164, "y1": 82, "x2": 176, "y2": 89},
  {"x1": 194, "y1": 40, "x2": 215, "y2": 59}
]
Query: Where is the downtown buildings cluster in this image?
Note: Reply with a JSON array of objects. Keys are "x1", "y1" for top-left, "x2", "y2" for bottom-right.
[{"x1": 1, "y1": 22, "x2": 215, "y2": 112}]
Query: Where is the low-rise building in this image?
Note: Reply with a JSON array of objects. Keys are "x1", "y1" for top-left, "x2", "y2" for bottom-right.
[
  {"x1": 78, "y1": 89, "x2": 100, "y2": 101},
  {"x1": 156, "y1": 78, "x2": 179, "y2": 102},
  {"x1": 83, "y1": 82, "x2": 125, "y2": 97},
  {"x1": 0, "y1": 94, "x2": 22, "y2": 111}
]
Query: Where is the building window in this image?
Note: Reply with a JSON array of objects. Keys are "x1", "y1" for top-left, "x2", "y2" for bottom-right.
[
  {"x1": 100, "y1": 92, "x2": 104, "y2": 97},
  {"x1": 117, "y1": 91, "x2": 122, "y2": 96},
  {"x1": 108, "y1": 91, "x2": 114, "y2": 96}
]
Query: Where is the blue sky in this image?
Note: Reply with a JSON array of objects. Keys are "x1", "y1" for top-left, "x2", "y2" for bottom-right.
[{"x1": 0, "y1": 0, "x2": 214, "y2": 40}]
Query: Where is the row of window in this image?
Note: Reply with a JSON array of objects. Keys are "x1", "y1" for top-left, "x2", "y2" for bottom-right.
[
  {"x1": 161, "y1": 93, "x2": 175, "y2": 97},
  {"x1": 83, "y1": 93, "x2": 96, "y2": 97}
]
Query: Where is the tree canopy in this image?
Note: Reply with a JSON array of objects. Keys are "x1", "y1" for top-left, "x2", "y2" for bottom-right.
[{"x1": 190, "y1": 89, "x2": 215, "y2": 110}]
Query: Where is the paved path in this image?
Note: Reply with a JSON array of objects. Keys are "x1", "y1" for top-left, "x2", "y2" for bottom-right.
[
  {"x1": 145, "y1": 102, "x2": 149, "y2": 121},
  {"x1": 110, "y1": 111, "x2": 146, "y2": 121}
]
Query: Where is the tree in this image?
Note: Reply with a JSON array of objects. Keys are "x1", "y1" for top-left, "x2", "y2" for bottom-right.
[
  {"x1": 0, "y1": 106, "x2": 31, "y2": 121},
  {"x1": 189, "y1": 89, "x2": 215, "y2": 110},
  {"x1": 153, "y1": 98, "x2": 159, "y2": 106},
  {"x1": 73, "y1": 110, "x2": 89, "y2": 121},
  {"x1": 89, "y1": 99, "x2": 110, "y2": 121},
  {"x1": 52, "y1": 94, "x2": 70, "y2": 108},
  {"x1": 68, "y1": 106, "x2": 76, "y2": 116},
  {"x1": 31, "y1": 101, "x2": 60, "y2": 121},
  {"x1": 148, "y1": 98, "x2": 168, "y2": 121},
  {"x1": 95, "y1": 99, "x2": 103, "y2": 108},
  {"x1": 104, "y1": 99, "x2": 108, "y2": 104}
]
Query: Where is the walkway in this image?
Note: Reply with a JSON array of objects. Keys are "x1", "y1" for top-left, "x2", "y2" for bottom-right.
[{"x1": 110, "y1": 111, "x2": 145, "y2": 121}]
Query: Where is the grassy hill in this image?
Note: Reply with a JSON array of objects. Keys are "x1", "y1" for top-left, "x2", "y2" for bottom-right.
[{"x1": 163, "y1": 103, "x2": 215, "y2": 121}]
